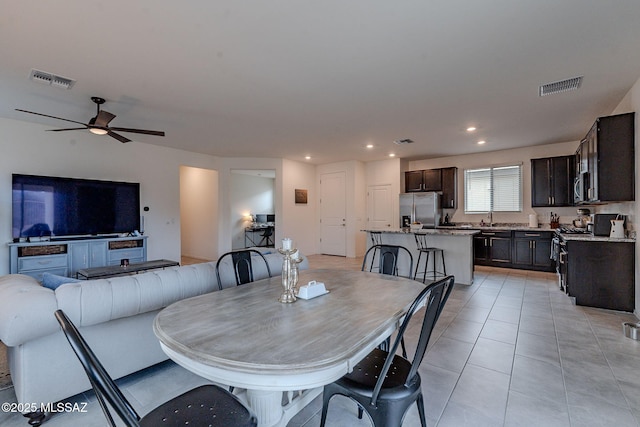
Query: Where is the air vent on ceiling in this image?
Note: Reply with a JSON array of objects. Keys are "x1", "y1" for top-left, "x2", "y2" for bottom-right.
[
  {"x1": 539, "y1": 76, "x2": 583, "y2": 97},
  {"x1": 393, "y1": 138, "x2": 414, "y2": 145},
  {"x1": 29, "y1": 69, "x2": 76, "y2": 90}
]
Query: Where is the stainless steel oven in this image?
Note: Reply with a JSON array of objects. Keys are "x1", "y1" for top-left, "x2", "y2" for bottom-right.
[
  {"x1": 558, "y1": 239, "x2": 568, "y2": 293},
  {"x1": 551, "y1": 234, "x2": 567, "y2": 292}
]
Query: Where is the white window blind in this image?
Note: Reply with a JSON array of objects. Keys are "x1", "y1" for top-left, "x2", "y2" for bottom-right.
[{"x1": 464, "y1": 165, "x2": 522, "y2": 213}]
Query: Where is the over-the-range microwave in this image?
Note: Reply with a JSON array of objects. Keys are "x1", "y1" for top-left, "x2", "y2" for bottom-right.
[{"x1": 574, "y1": 171, "x2": 589, "y2": 204}]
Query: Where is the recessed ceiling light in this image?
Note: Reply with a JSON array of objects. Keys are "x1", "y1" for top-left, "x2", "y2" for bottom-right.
[
  {"x1": 389, "y1": 153, "x2": 396, "y2": 157},
  {"x1": 477, "y1": 140, "x2": 486, "y2": 145},
  {"x1": 366, "y1": 144, "x2": 374, "y2": 149},
  {"x1": 305, "y1": 155, "x2": 311, "y2": 160},
  {"x1": 466, "y1": 126, "x2": 477, "y2": 132}
]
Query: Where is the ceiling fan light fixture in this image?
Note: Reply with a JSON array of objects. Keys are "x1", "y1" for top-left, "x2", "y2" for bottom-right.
[{"x1": 89, "y1": 127, "x2": 108, "y2": 135}]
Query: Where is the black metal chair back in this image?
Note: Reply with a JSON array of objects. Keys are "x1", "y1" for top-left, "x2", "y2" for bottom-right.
[
  {"x1": 370, "y1": 231, "x2": 383, "y2": 245},
  {"x1": 320, "y1": 275, "x2": 455, "y2": 427},
  {"x1": 216, "y1": 249, "x2": 272, "y2": 290},
  {"x1": 54, "y1": 309, "x2": 257, "y2": 427},
  {"x1": 362, "y1": 244, "x2": 413, "y2": 278},
  {"x1": 259, "y1": 226, "x2": 274, "y2": 247}
]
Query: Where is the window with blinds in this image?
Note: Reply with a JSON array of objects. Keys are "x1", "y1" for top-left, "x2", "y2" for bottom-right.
[{"x1": 464, "y1": 165, "x2": 522, "y2": 213}]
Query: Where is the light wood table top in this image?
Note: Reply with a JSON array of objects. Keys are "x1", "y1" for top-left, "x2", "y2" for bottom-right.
[
  {"x1": 154, "y1": 268, "x2": 425, "y2": 379},
  {"x1": 154, "y1": 269, "x2": 426, "y2": 427}
]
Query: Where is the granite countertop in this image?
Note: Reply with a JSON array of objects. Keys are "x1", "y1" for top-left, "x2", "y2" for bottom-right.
[
  {"x1": 364, "y1": 224, "x2": 635, "y2": 242},
  {"x1": 438, "y1": 223, "x2": 556, "y2": 232},
  {"x1": 557, "y1": 233, "x2": 635, "y2": 243},
  {"x1": 363, "y1": 228, "x2": 479, "y2": 236}
]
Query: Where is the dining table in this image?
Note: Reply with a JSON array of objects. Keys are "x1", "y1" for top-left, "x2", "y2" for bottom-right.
[{"x1": 153, "y1": 268, "x2": 426, "y2": 427}]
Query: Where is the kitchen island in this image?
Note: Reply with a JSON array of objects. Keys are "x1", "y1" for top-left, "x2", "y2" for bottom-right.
[{"x1": 364, "y1": 228, "x2": 479, "y2": 285}]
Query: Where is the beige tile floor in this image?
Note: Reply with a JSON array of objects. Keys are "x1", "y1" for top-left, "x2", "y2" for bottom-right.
[{"x1": 1, "y1": 255, "x2": 639, "y2": 426}]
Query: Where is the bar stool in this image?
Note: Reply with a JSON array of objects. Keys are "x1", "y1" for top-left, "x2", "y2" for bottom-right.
[{"x1": 413, "y1": 233, "x2": 447, "y2": 282}]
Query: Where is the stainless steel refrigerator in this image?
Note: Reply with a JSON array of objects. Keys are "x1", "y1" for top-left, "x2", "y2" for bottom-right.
[{"x1": 399, "y1": 192, "x2": 441, "y2": 228}]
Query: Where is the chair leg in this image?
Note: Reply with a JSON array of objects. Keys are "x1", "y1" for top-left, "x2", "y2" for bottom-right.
[
  {"x1": 423, "y1": 252, "x2": 430, "y2": 283},
  {"x1": 320, "y1": 391, "x2": 332, "y2": 427},
  {"x1": 413, "y1": 250, "x2": 423, "y2": 280},
  {"x1": 416, "y1": 393, "x2": 428, "y2": 427},
  {"x1": 370, "y1": 247, "x2": 379, "y2": 272},
  {"x1": 441, "y1": 250, "x2": 447, "y2": 276}
]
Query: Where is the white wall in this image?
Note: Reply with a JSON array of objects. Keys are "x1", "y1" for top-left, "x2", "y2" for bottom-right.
[
  {"x1": 282, "y1": 159, "x2": 318, "y2": 256},
  {"x1": 180, "y1": 166, "x2": 219, "y2": 261},
  {"x1": 0, "y1": 117, "x2": 220, "y2": 275},
  {"x1": 230, "y1": 173, "x2": 274, "y2": 249}
]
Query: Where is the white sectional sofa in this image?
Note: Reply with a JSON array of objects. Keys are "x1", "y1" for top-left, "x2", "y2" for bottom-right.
[{"x1": 0, "y1": 249, "x2": 307, "y2": 423}]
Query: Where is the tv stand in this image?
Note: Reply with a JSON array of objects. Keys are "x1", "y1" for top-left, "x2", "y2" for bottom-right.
[{"x1": 9, "y1": 236, "x2": 148, "y2": 281}]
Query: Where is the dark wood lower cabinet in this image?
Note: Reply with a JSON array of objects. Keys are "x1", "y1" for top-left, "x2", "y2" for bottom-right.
[
  {"x1": 474, "y1": 231, "x2": 513, "y2": 266},
  {"x1": 566, "y1": 240, "x2": 634, "y2": 312},
  {"x1": 512, "y1": 231, "x2": 554, "y2": 271},
  {"x1": 474, "y1": 230, "x2": 554, "y2": 272}
]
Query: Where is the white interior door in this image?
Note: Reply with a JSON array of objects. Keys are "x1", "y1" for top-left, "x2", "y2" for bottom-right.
[
  {"x1": 367, "y1": 184, "x2": 393, "y2": 230},
  {"x1": 319, "y1": 171, "x2": 346, "y2": 256}
]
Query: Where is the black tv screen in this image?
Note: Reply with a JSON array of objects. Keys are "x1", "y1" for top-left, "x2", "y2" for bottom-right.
[{"x1": 12, "y1": 174, "x2": 140, "y2": 239}]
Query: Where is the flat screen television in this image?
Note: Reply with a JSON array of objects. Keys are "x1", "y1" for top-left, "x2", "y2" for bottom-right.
[{"x1": 12, "y1": 174, "x2": 140, "y2": 239}]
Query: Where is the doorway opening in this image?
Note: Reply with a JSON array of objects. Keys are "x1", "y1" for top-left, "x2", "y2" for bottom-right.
[
  {"x1": 230, "y1": 169, "x2": 275, "y2": 250},
  {"x1": 179, "y1": 166, "x2": 219, "y2": 265}
]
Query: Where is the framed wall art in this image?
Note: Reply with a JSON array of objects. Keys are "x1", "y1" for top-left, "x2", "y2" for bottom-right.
[{"x1": 295, "y1": 189, "x2": 308, "y2": 204}]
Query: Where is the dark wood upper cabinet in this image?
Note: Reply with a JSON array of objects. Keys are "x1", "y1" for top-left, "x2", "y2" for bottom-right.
[
  {"x1": 531, "y1": 155, "x2": 575, "y2": 207},
  {"x1": 404, "y1": 167, "x2": 457, "y2": 209},
  {"x1": 421, "y1": 169, "x2": 442, "y2": 192},
  {"x1": 405, "y1": 170, "x2": 424, "y2": 192},
  {"x1": 440, "y1": 167, "x2": 457, "y2": 209},
  {"x1": 588, "y1": 113, "x2": 635, "y2": 202},
  {"x1": 576, "y1": 112, "x2": 635, "y2": 203}
]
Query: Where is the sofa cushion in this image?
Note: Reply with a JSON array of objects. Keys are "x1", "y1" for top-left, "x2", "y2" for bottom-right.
[
  {"x1": 41, "y1": 272, "x2": 82, "y2": 290},
  {"x1": 55, "y1": 263, "x2": 219, "y2": 327}
]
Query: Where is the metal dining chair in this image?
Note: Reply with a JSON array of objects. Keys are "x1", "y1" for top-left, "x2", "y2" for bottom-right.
[
  {"x1": 320, "y1": 276, "x2": 455, "y2": 427},
  {"x1": 362, "y1": 244, "x2": 414, "y2": 357},
  {"x1": 54, "y1": 309, "x2": 257, "y2": 427},
  {"x1": 258, "y1": 226, "x2": 274, "y2": 247},
  {"x1": 362, "y1": 244, "x2": 413, "y2": 279},
  {"x1": 215, "y1": 249, "x2": 272, "y2": 290}
]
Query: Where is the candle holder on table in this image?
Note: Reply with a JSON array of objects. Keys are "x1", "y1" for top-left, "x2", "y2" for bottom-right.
[{"x1": 277, "y1": 238, "x2": 300, "y2": 303}]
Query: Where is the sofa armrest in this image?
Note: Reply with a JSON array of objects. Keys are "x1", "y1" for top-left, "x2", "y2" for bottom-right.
[{"x1": 0, "y1": 274, "x2": 59, "y2": 346}]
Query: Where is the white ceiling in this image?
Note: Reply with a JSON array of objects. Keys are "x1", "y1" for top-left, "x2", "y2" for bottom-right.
[{"x1": 2, "y1": 1, "x2": 640, "y2": 164}]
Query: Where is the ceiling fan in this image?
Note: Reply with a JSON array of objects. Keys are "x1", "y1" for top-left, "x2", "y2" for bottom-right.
[{"x1": 16, "y1": 96, "x2": 165, "y2": 143}]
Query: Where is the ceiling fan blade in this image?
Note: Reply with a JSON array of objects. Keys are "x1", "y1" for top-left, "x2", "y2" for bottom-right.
[
  {"x1": 107, "y1": 130, "x2": 131, "y2": 143},
  {"x1": 109, "y1": 127, "x2": 165, "y2": 137},
  {"x1": 94, "y1": 110, "x2": 116, "y2": 127},
  {"x1": 46, "y1": 127, "x2": 88, "y2": 132},
  {"x1": 15, "y1": 109, "x2": 87, "y2": 126}
]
